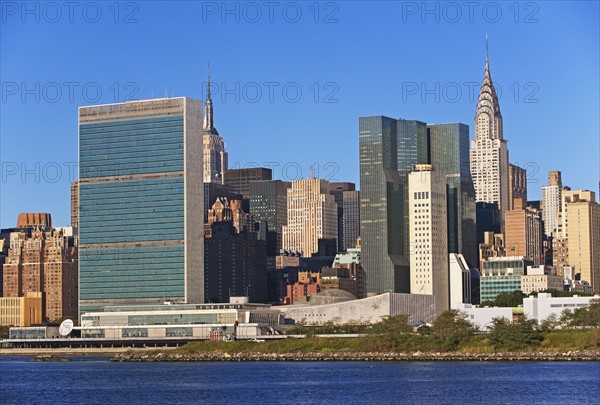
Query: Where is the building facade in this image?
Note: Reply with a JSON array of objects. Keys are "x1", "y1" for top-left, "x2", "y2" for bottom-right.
[
  {"x1": 2, "y1": 226, "x2": 77, "y2": 322},
  {"x1": 203, "y1": 182, "x2": 238, "y2": 222},
  {"x1": 341, "y1": 190, "x2": 360, "y2": 251},
  {"x1": 16, "y1": 213, "x2": 52, "y2": 229},
  {"x1": 478, "y1": 231, "x2": 505, "y2": 272},
  {"x1": 508, "y1": 164, "x2": 527, "y2": 210},
  {"x1": 520, "y1": 274, "x2": 564, "y2": 295},
  {"x1": 204, "y1": 221, "x2": 267, "y2": 304},
  {"x1": 282, "y1": 178, "x2": 338, "y2": 257},
  {"x1": 71, "y1": 180, "x2": 79, "y2": 229},
  {"x1": 224, "y1": 168, "x2": 272, "y2": 199},
  {"x1": 524, "y1": 293, "x2": 600, "y2": 323},
  {"x1": 408, "y1": 165, "x2": 449, "y2": 315},
  {"x1": 504, "y1": 197, "x2": 544, "y2": 266},
  {"x1": 359, "y1": 116, "x2": 428, "y2": 294},
  {"x1": 249, "y1": 180, "x2": 291, "y2": 251},
  {"x1": 328, "y1": 183, "x2": 359, "y2": 252},
  {"x1": 449, "y1": 253, "x2": 472, "y2": 309},
  {"x1": 428, "y1": 122, "x2": 477, "y2": 267},
  {"x1": 480, "y1": 256, "x2": 532, "y2": 302},
  {"x1": 470, "y1": 45, "x2": 510, "y2": 219},
  {"x1": 562, "y1": 190, "x2": 600, "y2": 293},
  {"x1": 0, "y1": 292, "x2": 43, "y2": 327},
  {"x1": 78, "y1": 98, "x2": 204, "y2": 314}
]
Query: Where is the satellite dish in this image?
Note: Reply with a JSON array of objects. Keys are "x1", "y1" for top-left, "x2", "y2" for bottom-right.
[{"x1": 59, "y1": 319, "x2": 74, "y2": 337}]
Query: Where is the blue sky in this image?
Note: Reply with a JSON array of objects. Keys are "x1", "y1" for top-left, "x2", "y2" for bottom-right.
[{"x1": 1, "y1": 1, "x2": 599, "y2": 228}]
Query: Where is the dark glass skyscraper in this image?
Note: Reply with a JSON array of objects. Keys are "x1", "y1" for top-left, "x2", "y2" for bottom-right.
[
  {"x1": 249, "y1": 180, "x2": 291, "y2": 251},
  {"x1": 359, "y1": 116, "x2": 428, "y2": 293},
  {"x1": 78, "y1": 98, "x2": 204, "y2": 314},
  {"x1": 428, "y1": 123, "x2": 477, "y2": 267}
]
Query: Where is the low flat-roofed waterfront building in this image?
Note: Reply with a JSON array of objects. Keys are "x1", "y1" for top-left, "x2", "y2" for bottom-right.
[
  {"x1": 281, "y1": 292, "x2": 436, "y2": 326},
  {"x1": 523, "y1": 293, "x2": 600, "y2": 323},
  {"x1": 78, "y1": 302, "x2": 283, "y2": 340},
  {"x1": 454, "y1": 303, "x2": 514, "y2": 331}
]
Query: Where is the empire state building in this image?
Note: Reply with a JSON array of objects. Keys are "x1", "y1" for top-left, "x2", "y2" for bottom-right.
[
  {"x1": 203, "y1": 67, "x2": 228, "y2": 184},
  {"x1": 470, "y1": 38, "x2": 510, "y2": 218}
]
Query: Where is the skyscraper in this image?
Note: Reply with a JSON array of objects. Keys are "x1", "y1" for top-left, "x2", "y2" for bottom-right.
[
  {"x1": 78, "y1": 98, "x2": 204, "y2": 314},
  {"x1": 541, "y1": 171, "x2": 562, "y2": 237},
  {"x1": 328, "y1": 182, "x2": 359, "y2": 252},
  {"x1": 359, "y1": 116, "x2": 428, "y2": 294},
  {"x1": 203, "y1": 67, "x2": 228, "y2": 184},
  {"x1": 249, "y1": 180, "x2": 291, "y2": 251},
  {"x1": 282, "y1": 178, "x2": 338, "y2": 257},
  {"x1": 342, "y1": 190, "x2": 360, "y2": 251},
  {"x1": 409, "y1": 165, "x2": 449, "y2": 315},
  {"x1": 428, "y1": 123, "x2": 477, "y2": 267},
  {"x1": 562, "y1": 190, "x2": 600, "y2": 292},
  {"x1": 470, "y1": 40, "x2": 510, "y2": 219},
  {"x1": 504, "y1": 197, "x2": 544, "y2": 266}
]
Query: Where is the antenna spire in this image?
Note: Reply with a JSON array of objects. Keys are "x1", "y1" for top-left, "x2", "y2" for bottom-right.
[
  {"x1": 485, "y1": 33, "x2": 489, "y2": 63},
  {"x1": 207, "y1": 62, "x2": 211, "y2": 100}
]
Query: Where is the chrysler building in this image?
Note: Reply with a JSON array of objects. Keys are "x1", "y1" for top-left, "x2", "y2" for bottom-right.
[{"x1": 470, "y1": 38, "x2": 510, "y2": 219}]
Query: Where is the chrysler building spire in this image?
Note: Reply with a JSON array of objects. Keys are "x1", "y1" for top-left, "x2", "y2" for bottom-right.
[{"x1": 475, "y1": 36, "x2": 503, "y2": 141}]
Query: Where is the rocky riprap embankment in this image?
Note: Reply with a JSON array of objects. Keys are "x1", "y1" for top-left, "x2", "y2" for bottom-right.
[
  {"x1": 112, "y1": 350, "x2": 600, "y2": 362},
  {"x1": 31, "y1": 355, "x2": 72, "y2": 362}
]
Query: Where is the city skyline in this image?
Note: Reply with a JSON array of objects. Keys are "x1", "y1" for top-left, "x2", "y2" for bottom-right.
[{"x1": 1, "y1": 2, "x2": 599, "y2": 228}]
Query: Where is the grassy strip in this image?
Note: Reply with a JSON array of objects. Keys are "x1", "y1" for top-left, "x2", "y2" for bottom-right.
[{"x1": 152, "y1": 328, "x2": 599, "y2": 356}]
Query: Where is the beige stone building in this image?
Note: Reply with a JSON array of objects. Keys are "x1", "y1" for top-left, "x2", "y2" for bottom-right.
[
  {"x1": 504, "y1": 197, "x2": 543, "y2": 266},
  {"x1": 521, "y1": 274, "x2": 564, "y2": 295},
  {"x1": 2, "y1": 225, "x2": 78, "y2": 322},
  {"x1": 0, "y1": 292, "x2": 43, "y2": 326},
  {"x1": 282, "y1": 178, "x2": 338, "y2": 257},
  {"x1": 562, "y1": 191, "x2": 599, "y2": 293},
  {"x1": 409, "y1": 165, "x2": 449, "y2": 315}
]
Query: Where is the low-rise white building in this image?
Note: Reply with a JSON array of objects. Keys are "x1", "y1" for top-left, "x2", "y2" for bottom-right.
[
  {"x1": 523, "y1": 293, "x2": 600, "y2": 323},
  {"x1": 454, "y1": 303, "x2": 513, "y2": 331}
]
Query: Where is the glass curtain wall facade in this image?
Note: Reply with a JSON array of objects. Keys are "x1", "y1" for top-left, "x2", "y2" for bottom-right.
[
  {"x1": 249, "y1": 180, "x2": 291, "y2": 251},
  {"x1": 359, "y1": 116, "x2": 428, "y2": 294},
  {"x1": 78, "y1": 98, "x2": 203, "y2": 315},
  {"x1": 428, "y1": 123, "x2": 477, "y2": 268}
]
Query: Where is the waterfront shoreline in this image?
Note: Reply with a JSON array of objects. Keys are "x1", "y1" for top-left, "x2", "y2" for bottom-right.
[
  {"x1": 2, "y1": 347, "x2": 599, "y2": 362},
  {"x1": 113, "y1": 350, "x2": 600, "y2": 362}
]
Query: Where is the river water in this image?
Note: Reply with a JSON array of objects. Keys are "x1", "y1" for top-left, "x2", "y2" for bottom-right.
[{"x1": 1, "y1": 357, "x2": 598, "y2": 404}]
